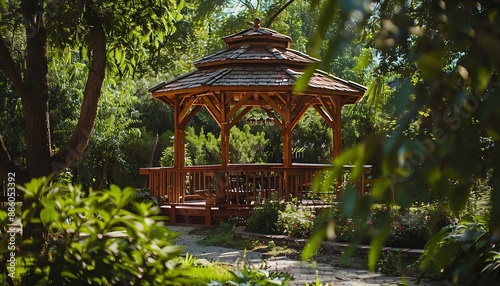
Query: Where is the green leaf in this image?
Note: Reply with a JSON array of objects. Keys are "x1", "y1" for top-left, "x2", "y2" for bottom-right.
[
  {"x1": 302, "y1": 224, "x2": 325, "y2": 261},
  {"x1": 341, "y1": 184, "x2": 358, "y2": 217},
  {"x1": 40, "y1": 208, "x2": 56, "y2": 226},
  {"x1": 294, "y1": 63, "x2": 318, "y2": 94},
  {"x1": 489, "y1": 181, "x2": 500, "y2": 242},
  {"x1": 368, "y1": 223, "x2": 391, "y2": 272}
]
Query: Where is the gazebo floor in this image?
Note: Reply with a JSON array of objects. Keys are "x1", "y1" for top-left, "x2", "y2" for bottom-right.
[
  {"x1": 159, "y1": 199, "x2": 338, "y2": 226},
  {"x1": 160, "y1": 202, "x2": 255, "y2": 226}
]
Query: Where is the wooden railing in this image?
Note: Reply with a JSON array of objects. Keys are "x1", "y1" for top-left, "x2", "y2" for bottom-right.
[{"x1": 140, "y1": 164, "x2": 372, "y2": 205}]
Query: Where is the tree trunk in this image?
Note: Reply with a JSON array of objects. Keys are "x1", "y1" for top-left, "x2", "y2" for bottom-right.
[
  {"x1": 50, "y1": 8, "x2": 106, "y2": 176},
  {"x1": 0, "y1": 1, "x2": 107, "y2": 252},
  {"x1": 12, "y1": 0, "x2": 49, "y2": 253}
]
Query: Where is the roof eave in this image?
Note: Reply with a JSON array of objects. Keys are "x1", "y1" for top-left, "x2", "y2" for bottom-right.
[{"x1": 152, "y1": 84, "x2": 365, "y2": 101}]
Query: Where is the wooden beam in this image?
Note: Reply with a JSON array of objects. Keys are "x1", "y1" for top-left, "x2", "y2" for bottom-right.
[
  {"x1": 291, "y1": 104, "x2": 309, "y2": 130},
  {"x1": 318, "y1": 96, "x2": 336, "y2": 121},
  {"x1": 179, "y1": 105, "x2": 202, "y2": 129},
  {"x1": 291, "y1": 95, "x2": 312, "y2": 118},
  {"x1": 227, "y1": 92, "x2": 254, "y2": 119},
  {"x1": 290, "y1": 95, "x2": 313, "y2": 129},
  {"x1": 209, "y1": 91, "x2": 222, "y2": 106},
  {"x1": 173, "y1": 97, "x2": 186, "y2": 169},
  {"x1": 228, "y1": 106, "x2": 252, "y2": 129},
  {"x1": 334, "y1": 98, "x2": 342, "y2": 159},
  {"x1": 272, "y1": 92, "x2": 287, "y2": 105},
  {"x1": 313, "y1": 104, "x2": 335, "y2": 129},
  {"x1": 283, "y1": 93, "x2": 292, "y2": 167},
  {"x1": 204, "y1": 97, "x2": 222, "y2": 124},
  {"x1": 178, "y1": 97, "x2": 196, "y2": 124},
  {"x1": 220, "y1": 92, "x2": 230, "y2": 167},
  {"x1": 260, "y1": 92, "x2": 285, "y2": 119}
]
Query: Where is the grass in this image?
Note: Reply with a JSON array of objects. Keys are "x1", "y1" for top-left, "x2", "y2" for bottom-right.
[{"x1": 188, "y1": 262, "x2": 235, "y2": 284}]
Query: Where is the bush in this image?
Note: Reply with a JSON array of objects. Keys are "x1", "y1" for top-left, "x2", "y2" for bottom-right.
[
  {"x1": 420, "y1": 216, "x2": 500, "y2": 285},
  {"x1": 0, "y1": 177, "x2": 193, "y2": 285},
  {"x1": 276, "y1": 203, "x2": 316, "y2": 238},
  {"x1": 247, "y1": 200, "x2": 457, "y2": 250},
  {"x1": 124, "y1": 187, "x2": 159, "y2": 213},
  {"x1": 246, "y1": 200, "x2": 286, "y2": 234},
  {"x1": 332, "y1": 203, "x2": 457, "y2": 249}
]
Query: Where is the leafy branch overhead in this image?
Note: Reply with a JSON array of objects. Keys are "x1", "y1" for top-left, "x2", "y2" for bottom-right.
[
  {"x1": 0, "y1": 0, "x2": 183, "y2": 182},
  {"x1": 305, "y1": 0, "x2": 500, "y2": 274}
]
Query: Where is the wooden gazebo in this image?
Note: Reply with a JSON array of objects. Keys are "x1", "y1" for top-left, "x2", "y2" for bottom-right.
[{"x1": 140, "y1": 19, "x2": 368, "y2": 225}]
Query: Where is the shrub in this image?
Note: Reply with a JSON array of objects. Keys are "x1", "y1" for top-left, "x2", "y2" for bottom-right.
[
  {"x1": 0, "y1": 177, "x2": 193, "y2": 285},
  {"x1": 333, "y1": 203, "x2": 457, "y2": 249},
  {"x1": 420, "y1": 216, "x2": 500, "y2": 285},
  {"x1": 124, "y1": 187, "x2": 159, "y2": 213},
  {"x1": 276, "y1": 203, "x2": 316, "y2": 238},
  {"x1": 246, "y1": 200, "x2": 285, "y2": 234}
]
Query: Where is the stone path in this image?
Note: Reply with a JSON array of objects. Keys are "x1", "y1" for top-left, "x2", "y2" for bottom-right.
[{"x1": 170, "y1": 225, "x2": 452, "y2": 286}]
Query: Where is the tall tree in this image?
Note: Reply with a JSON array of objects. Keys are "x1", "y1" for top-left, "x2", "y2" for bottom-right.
[{"x1": 0, "y1": 0, "x2": 182, "y2": 184}]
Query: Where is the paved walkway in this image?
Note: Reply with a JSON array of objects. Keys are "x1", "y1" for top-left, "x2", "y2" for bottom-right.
[{"x1": 169, "y1": 225, "x2": 452, "y2": 286}]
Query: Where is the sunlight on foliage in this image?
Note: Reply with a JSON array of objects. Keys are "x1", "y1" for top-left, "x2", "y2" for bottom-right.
[{"x1": 0, "y1": 177, "x2": 192, "y2": 285}]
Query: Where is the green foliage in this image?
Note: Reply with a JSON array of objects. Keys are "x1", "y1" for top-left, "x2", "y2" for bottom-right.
[
  {"x1": 0, "y1": 177, "x2": 193, "y2": 285},
  {"x1": 44, "y1": 0, "x2": 183, "y2": 78},
  {"x1": 332, "y1": 204, "x2": 456, "y2": 249},
  {"x1": 73, "y1": 78, "x2": 143, "y2": 189},
  {"x1": 375, "y1": 251, "x2": 405, "y2": 276},
  {"x1": 186, "y1": 127, "x2": 220, "y2": 166},
  {"x1": 160, "y1": 125, "x2": 271, "y2": 166},
  {"x1": 160, "y1": 146, "x2": 175, "y2": 167},
  {"x1": 419, "y1": 216, "x2": 500, "y2": 286},
  {"x1": 246, "y1": 200, "x2": 286, "y2": 235},
  {"x1": 169, "y1": 254, "x2": 235, "y2": 285},
  {"x1": 230, "y1": 125, "x2": 268, "y2": 164},
  {"x1": 199, "y1": 217, "x2": 257, "y2": 250},
  {"x1": 277, "y1": 203, "x2": 316, "y2": 238},
  {"x1": 124, "y1": 187, "x2": 160, "y2": 214},
  {"x1": 292, "y1": 109, "x2": 333, "y2": 164},
  {"x1": 304, "y1": 0, "x2": 500, "y2": 275}
]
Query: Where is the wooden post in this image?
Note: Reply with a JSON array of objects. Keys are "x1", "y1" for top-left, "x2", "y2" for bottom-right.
[
  {"x1": 334, "y1": 99, "x2": 343, "y2": 200},
  {"x1": 333, "y1": 98, "x2": 342, "y2": 159},
  {"x1": 283, "y1": 93, "x2": 293, "y2": 200},
  {"x1": 283, "y1": 93, "x2": 293, "y2": 167},
  {"x1": 173, "y1": 98, "x2": 186, "y2": 203},
  {"x1": 205, "y1": 205, "x2": 212, "y2": 226},
  {"x1": 170, "y1": 205, "x2": 176, "y2": 224},
  {"x1": 220, "y1": 92, "x2": 230, "y2": 168}
]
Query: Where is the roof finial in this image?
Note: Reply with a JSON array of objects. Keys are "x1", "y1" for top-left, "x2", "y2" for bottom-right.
[{"x1": 253, "y1": 18, "x2": 261, "y2": 30}]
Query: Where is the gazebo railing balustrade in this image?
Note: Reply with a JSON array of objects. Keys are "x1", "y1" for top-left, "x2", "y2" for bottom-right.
[{"x1": 140, "y1": 164, "x2": 372, "y2": 206}]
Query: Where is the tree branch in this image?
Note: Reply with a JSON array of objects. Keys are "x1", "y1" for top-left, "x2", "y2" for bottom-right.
[
  {"x1": 265, "y1": 0, "x2": 295, "y2": 28},
  {"x1": 0, "y1": 36, "x2": 29, "y2": 101},
  {"x1": 51, "y1": 8, "x2": 106, "y2": 175}
]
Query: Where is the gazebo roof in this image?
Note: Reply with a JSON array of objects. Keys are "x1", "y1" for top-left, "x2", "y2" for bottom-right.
[{"x1": 150, "y1": 19, "x2": 366, "y2": 105}]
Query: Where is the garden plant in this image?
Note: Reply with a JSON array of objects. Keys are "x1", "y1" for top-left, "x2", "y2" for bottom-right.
[{"x1": 0, "y1": 178, "x2": 291, "y2": 285}]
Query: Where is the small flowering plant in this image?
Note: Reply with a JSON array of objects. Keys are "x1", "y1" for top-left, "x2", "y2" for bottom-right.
[{"x1": 276, "y1": 203, "x2": 316, "y2": 238}]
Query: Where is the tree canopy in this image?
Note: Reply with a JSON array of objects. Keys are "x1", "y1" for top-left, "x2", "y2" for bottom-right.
[
  {"x1": 302, "y1": 0, "x2": 500, "y2": 273},
  {"x1": 0, "y1": 0, "x2": 182, "y2": 183}
]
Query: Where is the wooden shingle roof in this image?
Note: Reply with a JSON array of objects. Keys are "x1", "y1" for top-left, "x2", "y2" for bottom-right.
[{"x1": 151, "y1": 19, "x2": 366, "y2": 104}]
